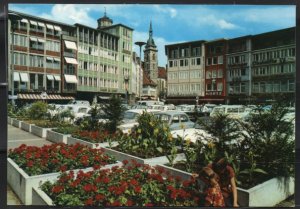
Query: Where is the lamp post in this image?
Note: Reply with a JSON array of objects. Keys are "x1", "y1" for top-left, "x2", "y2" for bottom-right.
[
  {"x1": 9, "y1": 12, "x2": 22, "y2": 106},
  {"x1": 135, "y1": 41, "x2": 146, "y2": 101}
]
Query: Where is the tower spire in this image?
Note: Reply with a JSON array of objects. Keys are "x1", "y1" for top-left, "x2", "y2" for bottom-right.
[
  {"x1": 145, "y1": 21, "x2": 156, "y2": 48},
  {"x1": 104, "y1": 7, "x2": 107, "y2": 17}
]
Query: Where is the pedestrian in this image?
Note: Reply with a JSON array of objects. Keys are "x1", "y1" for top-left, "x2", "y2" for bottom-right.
[
  {"x1": 208, "y1": 158, "x2": 239, "y2": 207},
  {"x1": 198, "y1": 166, "x2": 225, "y2": 207}
]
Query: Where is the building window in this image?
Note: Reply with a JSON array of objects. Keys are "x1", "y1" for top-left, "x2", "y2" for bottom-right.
[
  {"x1": 207, "y1": 58, "x2": 212, "y2": 66},
  {"x1": 273, "y1": 81, "x2": 280, "y2": 92},
  {"x1": 196, "y1": 58, "x2": 201, "y2": 65},
  {"x1": 206, "y1": 71, "x2": 211, "y2": 79},
  {"x1": 260, "y1": 82, "x2": 266, "y2": 93},
  {"x1": 212, "y1": 70, "x2": 217, "y2": 78},
  {"x1": 185, "y1": 59, "x2": 189, "y2": 66},
  {"x1": 180, "y1": 60, "x2": 184, "y2": 66},
  {"x1": 169, "y1": 61, "x2": 173, "y2": 68},
  {"x1": 241, "y1": 68, "x2": 246, "y2": 76},
  {"x1": 218, "y1": 69, "x2": 223, "y2": 78},
  {"x1": 288, "y1": 80, "x2": 295, "y2": 91},
  {"x1": 217, "y1": 82, "x2": 223, "y2": 91},
  {"x1": 218, "y1": 56, "x2": 223, "y2": 64},
  {"x1": 241, "y1": 83, "x2": 246, "y2": 93},
  {"x1": 280, "y1": 80, "x2": 288, "y2": 92},
  {"x1": 206, "y1": 83, "x2": 211, "y2": 91},
  {"x1": 213, "y1": 57, "x2": 218, "y2": 65}
]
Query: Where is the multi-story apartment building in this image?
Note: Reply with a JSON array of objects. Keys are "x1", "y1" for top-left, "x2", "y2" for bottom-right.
[
  {"x1": 8, "y1": 11, "x2": 134, "y2": 103},
  {"x1": 250, "y1": 27, "x2": 295, "y2": 104},
  {"x1": 226, "y1": 35, "x2": 252, "y2": 104},
  {"x1": 165, "y1": 40, "x2": 205, "y2": 104},
  {"x1": 204, "y1": 39, "x2": 227, "y2": 104},
  {"x1": 131, "y1": 52, "x2": 143, "y2": 101}
]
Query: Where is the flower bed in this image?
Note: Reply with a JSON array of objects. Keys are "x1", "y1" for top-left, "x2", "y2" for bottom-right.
[
  {"x1": 68, "y1": 130, "x2": 124, "y2": 148},
  {"x1": 102, "y1": 147, "x2": 185, "y2": 166},
  {"x1": 8, "y1": 143, "x2": 118, "y2": 205},
  {"x1": 39, "y1": 160, "x2": 203, "y2": 206}
]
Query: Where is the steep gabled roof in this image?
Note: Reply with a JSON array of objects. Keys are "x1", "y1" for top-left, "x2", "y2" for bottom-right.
[{"x1": 158, "y1": 66, "x2": 167, "y2": 79}]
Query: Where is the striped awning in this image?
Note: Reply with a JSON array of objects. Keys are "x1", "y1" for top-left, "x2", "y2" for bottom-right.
[{"x1": 17, "y1": 94, "x2": 74, "y2": 100}]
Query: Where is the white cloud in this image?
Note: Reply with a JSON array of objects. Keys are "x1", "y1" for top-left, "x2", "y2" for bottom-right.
[
  {"x1": 153, "y1": 5, "x2": 178, "y2": 18},
  {"x1": 41, "y1": 4, "x2": 96, "y2": 27},
  {"x1": 217, "y1": 19, "x2": 236, "y2": 29}
]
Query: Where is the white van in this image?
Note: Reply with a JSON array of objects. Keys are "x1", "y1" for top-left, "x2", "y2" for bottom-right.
[
  {"x1": 210, "y1": 105, "x2": 248, "y2": 120},
  {"x1": 137, "y1": 100, "x2": 164, "y2": 107}
]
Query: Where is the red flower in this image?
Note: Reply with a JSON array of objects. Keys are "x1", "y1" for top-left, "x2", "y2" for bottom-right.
[
  {"x1": 59, "y1": 165, "x2": 67, "y2": 172},
  {"x1": 145, "y1": 203, "x2": 154, "y2": 207},
  {"x1": 52, "y1": 185, "x2": 63, "y2": 193},
  {"x1": 83, "y1": 184, "x2": 93, "y2": 192},
  {"x1": 26, "y1": 160, "x2": 33, "y2": 167},
  {"x1": 166, "y1": 185, "x2": 175, "y2": 191},
  {"x1": 130, "y1": 179, "x2": 138, "y2": 186},
  {"x1": 95, "y1": 194, "x2": 105, "y2": 201},
  {"x1": 183, "y1": 180, "x2": 190, "y2": 187},
  {"x1": 134, "y1": 186, "x2": 142, "y2": 193},
  {"x1": 85, "y1": 198, "x2": 93, "y2": 206},
  {"x1": 122, "y1": 159, "x2": 129, "y2": 165},
  {"x1": 102, "y1": 177, "x2": 110, "y2": 184},
  {"x1": 111, "y1": 200, "x2": 121, "y2": 207},
  {"x1": 93, "y1": 164, "x2": 100, "y2": 170},
  {"x1": 25, "y1": 153, "x2": 32, "y2": 159},
  {"x1": 126, "y1": 199, "x2": 134, "y2": 206},
  {"x1": 170, "y1": 191, "x2": 177, "y2": 199}
]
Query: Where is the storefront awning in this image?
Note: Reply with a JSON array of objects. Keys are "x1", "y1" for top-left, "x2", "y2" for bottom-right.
[
  {"x1": 20, "y1": 19, "x2": 28, "y2": 24},
  {"x1": 53, "y1": 58, "x2": 60, "y2": 62},
  {"x1": 54, "y1": 75, "x2": 61, "y2": 81},
  {"x1": 53, "y1": 26, "x2": 61, "y2": 31},
  {"x1": 64, "y1": 57, "x2": 78, "y2": 65},
  {"x1": 29, "y1": 20, "x2": 37, "y2": 26},
  {"x1": 64, "y1": 40, "x2": 77, "y2": 50},
  {"x1": 46, "y1": 24, "x2": 54, "y2": 30},
  {"x1": 38, "y1": 39, "x2": 45, "y2": 43},
  {"x1": 17, "y1": 94, "x2": 74, "y2": 100},
  {"x1": 29, "y1": 37, "x2": 37, "y2": 42},
  {"x1": 64, "y1": 74, "x2": 78, "y2": 84},
  {"x1": 13, "y1": 72, "x2": 20, "y2": 82},
  {"x1": 46, "y1": 57, "x2": 53, "y2": 61},
  {"x1": 20, "y1": 73, "x2": 29, "y2": 82},
  {"x1": 37, "y1": 22, "x2": 45, "y2": 27},
  {"x1": 47, "y1": 75, "x2": 54, "y2": 80}
]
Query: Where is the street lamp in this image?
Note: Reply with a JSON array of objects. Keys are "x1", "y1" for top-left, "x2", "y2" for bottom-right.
[
  {"x1": 135, "y1": 41, "x2": 146, "y2": 101},
  {"x1": 9, "y1": 12, "x2": 22, "y2": 106}
]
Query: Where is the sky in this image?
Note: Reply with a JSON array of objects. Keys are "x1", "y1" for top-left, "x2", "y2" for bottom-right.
[{"x1": 9, "y1": 4, "x2": 296, "y2": 66}]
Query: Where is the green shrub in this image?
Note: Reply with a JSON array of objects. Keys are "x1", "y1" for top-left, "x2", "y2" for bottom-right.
[{"x1": 27, "y1": 101, "x2": 49, "y2": 120}]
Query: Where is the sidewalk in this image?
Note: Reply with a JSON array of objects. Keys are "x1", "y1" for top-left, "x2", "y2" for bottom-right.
[{"x1": 7, "y1": 124, "x2": 53, "y2": 205}]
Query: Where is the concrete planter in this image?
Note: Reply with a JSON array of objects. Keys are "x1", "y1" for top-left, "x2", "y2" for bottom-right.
[
  {"x1": 32, "y1": 187, "x2": 53, "y2": 206},
  {"x1": 67, "y1": 136, "x2": 118, "y2": 149},
  {"x1": 31, "y1": 125, "x2": 53, "y2": 138},
  {"x1": 12, "y1": 118, "x2": 22, "y2": 128},
  {"x1": 102, "y1": 147, "x2": 186, "y2": 166},
  {"x1": 46, "y1": 130, "x2": 70, "y2": 144},
  {"x1": 237, "y1": 177, "x2": 294, "y2": 207},
  {"x1": 21, "y1": 121, "x2": 34, "y2": 132},
  {"x1": 8, "y1": 116, "x2": 13, "y2": 125},
  {"x1": 7, "y1": 157, "x2": 121, "y2": 205}
]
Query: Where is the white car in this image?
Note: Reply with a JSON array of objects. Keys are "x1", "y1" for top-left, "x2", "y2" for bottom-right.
[
  {"x1": 117, "y1": 109, "x2": 159, "y2": 133},
  {"x1": 171, "y1": 125, "x2": 211, "y2": 144}
]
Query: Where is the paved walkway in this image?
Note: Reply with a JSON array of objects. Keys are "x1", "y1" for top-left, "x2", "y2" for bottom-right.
[{"x1": 7, "y1": 124, "x2": 53, "y2": 205}]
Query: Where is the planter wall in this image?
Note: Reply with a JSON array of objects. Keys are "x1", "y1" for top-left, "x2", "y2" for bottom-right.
[
  {"x1": 12, "y1": 118, "x2": 22, "y2": 128},
  {"x1": 67, "y1": 136, "x2": 118, "y2": 149},
  {"x1": 32, "y1": 187, "x2": 53, "y2": 206},
  {"x1": 21, "y1": 121, "x2": 34, "y2": 132},
  {"x1": 102, "y1": 147, "x2": 186, "y2": 166},
  {"x1": 8, "y1": 117, "x2": 13, "y2": 125},
  {"x1": 7, "y1": 157, "x2": 121, "y2": 205},
  {"x1": 31, "y1": 125, "x2": 52, "y2": 138},
  {"x1": 237, "y1": 177, "x2": 294, "y2": 207},
  {"x1": 46, "y1": 130, "x2": 70, "y2": 144}
]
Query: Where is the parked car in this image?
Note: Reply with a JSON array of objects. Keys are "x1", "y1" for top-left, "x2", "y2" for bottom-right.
[
  {"x1": 153, "y1": 111, "x2": 195, "y2": 131},
  {"x1": 74, "y1": 109, "x2": 109, "y2": 125},
  {"x1": 117, "y1": 109, "x2": 159, "y2": 133},
  {"x1": 210, "y1": 105, "x2": 248, "y2": 120},
  {"x1": 200, "y1": 104, "x2": 217, "y2": 116},
  {"x1": 67, "y1": 100, "x2": 90, "y2": 107},
  {"x1": 171, "y1": 123, "x2": 211, "y2": 143}
]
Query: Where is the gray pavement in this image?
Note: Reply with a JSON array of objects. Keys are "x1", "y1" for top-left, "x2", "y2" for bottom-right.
[{"x1": 7, "y1": 124, "x2": 53, "y2": 205}]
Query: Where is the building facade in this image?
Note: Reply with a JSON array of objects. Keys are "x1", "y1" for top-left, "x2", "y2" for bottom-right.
[
  {"x1": 250, "y1": 28, "x2": 295, "y2": 104},
  {"x1": 165, "y1": 41, "x2": 205, "y2": 105},
  {"x1": 226, "y1": 36, "x2": 252, "y2": 104},
  {"x1": 165, "y1": 27, "x2": 295, "y2": 105},
  {"x1": 8, "y1": 10, "x2": 135, "y2": 103}
]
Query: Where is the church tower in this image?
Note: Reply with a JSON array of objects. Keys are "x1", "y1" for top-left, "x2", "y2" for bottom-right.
[
  {"x1": 97, "y1": 8, "x2": 113, "y2": 29},
  {"x1": 144, "y1": 21, "x2": 158, "y2": 83}
]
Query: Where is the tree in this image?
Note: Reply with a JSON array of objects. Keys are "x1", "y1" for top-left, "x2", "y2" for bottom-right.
[{"x1": 102, "y1": 95, "x2": 126, "y2": 133}]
